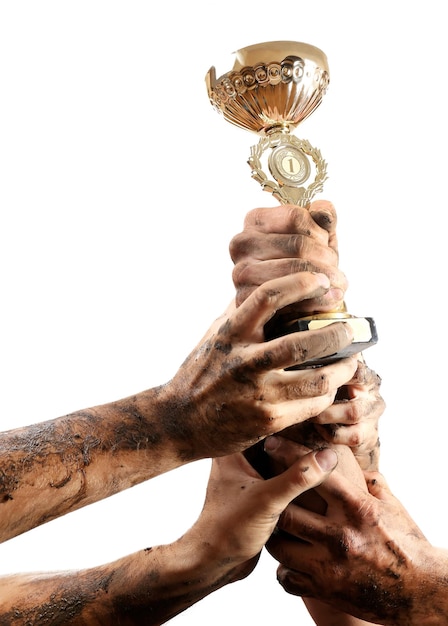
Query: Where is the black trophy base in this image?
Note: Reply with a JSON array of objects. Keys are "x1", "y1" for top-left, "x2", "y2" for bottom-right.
[{"x1": 265, "y1": 313, "x2": 378, "y2": 369}]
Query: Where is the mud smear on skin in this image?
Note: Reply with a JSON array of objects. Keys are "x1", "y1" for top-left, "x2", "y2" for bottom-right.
[
  {"x1": 111, "y1": 562, "x2": 241, "y2": 624},
  {"x1": 336, "y1": 577, "x2": 413, "y2": 623},
  {"x1": 0, "y1": 407, "x2": 163, "y2": 501},
  {"x1": 155, "y1": 329, "x2": 275, "y2": 461},
  {"x1": 0, "y1": 571, "x2": 113, "y2": 626}
]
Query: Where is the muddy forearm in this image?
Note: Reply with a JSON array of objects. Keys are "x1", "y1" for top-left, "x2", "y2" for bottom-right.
[
  {"x1": 0, "y1": 385, "x2": 187, "y2": 542},
  {"x1": 0, "y1": 540, "x2": 238, "y2": 625}
]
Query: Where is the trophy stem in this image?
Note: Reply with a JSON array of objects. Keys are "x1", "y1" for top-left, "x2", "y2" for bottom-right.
[{"x1": 265, "y1": 124, "x2": 290, "y2": 135}]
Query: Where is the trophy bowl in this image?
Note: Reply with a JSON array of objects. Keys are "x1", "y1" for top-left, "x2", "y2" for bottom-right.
[{"x1": 205, "y1": 41, "x2": 330, "y2": 136}]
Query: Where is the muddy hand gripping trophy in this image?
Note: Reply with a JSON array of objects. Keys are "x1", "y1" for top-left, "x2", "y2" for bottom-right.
[{"x1": 206, "y1": 41, "x2": 377, "y2": 368}]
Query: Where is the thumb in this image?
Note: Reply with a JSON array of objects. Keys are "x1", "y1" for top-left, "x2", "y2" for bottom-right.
[{"x1": 263, "y1": 447, "x2": 338, "y2": 510}]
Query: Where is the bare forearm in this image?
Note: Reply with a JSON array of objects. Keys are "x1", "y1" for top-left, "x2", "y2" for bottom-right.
[
  {"x1": 0, "y1": 539, "x2": 238, "y2": 625},
  {"x1": 0, "y1": 385, "x2": 187, "y2": 542}
]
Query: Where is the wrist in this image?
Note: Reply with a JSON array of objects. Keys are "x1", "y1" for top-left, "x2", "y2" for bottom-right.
[
  {"x1": 179, "y1": 523, "x2": 254, "y2": 585},
  {"x1": 123, "y1": 383, "x2": 200, "y2": 469},
  {"x1": 108, "y1": 536, "x2": 246, "y2": 623}
]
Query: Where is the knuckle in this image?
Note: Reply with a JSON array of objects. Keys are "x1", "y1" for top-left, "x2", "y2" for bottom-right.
[
  {"x1": 308, "y1": 371, "x2": 331, "y2": 395},
  {"x1": 285, "y1": 373, "x2": 331, "y2": 399},
  {"x1": 344, "y1": 402, "x2": 363, "y2": 424},
  {"x1": 244, "y1": 206, "x2": 267, "y2": 228},
  {"x1": 252, "y1": 283, "x2": 278, "y2": 311},
  {"x1": 326, "y1": 322, "x2": 351, "y2": 346},
  {"x1": 375, "y1": 395, "x2": 386, "y2": 415},
  {"x1": 335, "y1": 269, "x2": 349, "y2": 292},
  {"x1": 296, "y1": 323, "x2": 350, "y2": 363},
  {"x1": 288, "y1": 205, "x2": 314, "y2": 233},
  {"x1": 288, "y1": 233, "x2": 310, "y2": 256},
  {"x1": 228, "y1": 231, "x2": 255, "y2": 262},
  {"x1": 270, "y1": 234, "x2": 311, "y2": 257},
  {"x1": 288, "y1": 204, "x2": 309, "y2": 222},
  {"x1": 346, "y1": 428, "x2": 363, "y2": 447},
  {"x1": 232, "y1": 261, "x2": 254, "y2": 287},
  {"x1": 277, "y1": 567, "x2": 300, "y2": 594},
  {"x1": 228, "y1": 232, "x2": 243, "y2": 261},
  {"x1": 235, "y1": 286, "x2": 254, "y2": 307},
  {"x1": 354, "y1": 362, "x2": 383, "y2": 388},
  {"x1": 354, "y1": 397, "x2": 385, "y2": 423}
]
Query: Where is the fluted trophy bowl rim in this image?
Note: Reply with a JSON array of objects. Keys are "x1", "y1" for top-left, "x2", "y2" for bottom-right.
[
  {"x1": 206, "y1": 40, "x2": 330, "y2": 135},
  {"x1": 231, "y1": 40, "x2": 329, "y2": 72}
]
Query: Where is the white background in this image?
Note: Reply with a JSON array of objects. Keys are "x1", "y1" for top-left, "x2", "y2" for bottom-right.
[{"x1": 0, "y1": 1, "x2": 446, "y2": 623}]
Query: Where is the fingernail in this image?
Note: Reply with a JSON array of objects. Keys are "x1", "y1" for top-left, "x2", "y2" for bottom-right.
[
  {"x1": 326, "y1": 288, "x2": 344, "y2": 302},
  {"x1": 264, "y1": 435, "x2": 280, "y2": 452},
  {"x1": 310, "y1": 272, "x2": 330, "y2": 288},
  {"x1": 315, "y1": 448, "x2": 338, "y2": 471}
]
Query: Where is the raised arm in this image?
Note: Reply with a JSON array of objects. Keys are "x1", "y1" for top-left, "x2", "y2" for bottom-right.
[
  {"x1": 0, "y1": 272, "x2": 356, "y2": 543},
  {"x1": 0, "y1": 440, "x2": 341, "y2": 624}
]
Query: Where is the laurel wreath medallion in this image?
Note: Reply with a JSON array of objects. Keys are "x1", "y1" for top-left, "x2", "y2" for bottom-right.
[{"x1": 248, "y1": 134, "x2": 328, "y2": 207}]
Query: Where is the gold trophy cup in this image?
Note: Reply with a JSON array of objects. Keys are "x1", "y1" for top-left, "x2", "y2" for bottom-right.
[{"x1": 206, "y1": 41, "x2": 377, "y2": 367}]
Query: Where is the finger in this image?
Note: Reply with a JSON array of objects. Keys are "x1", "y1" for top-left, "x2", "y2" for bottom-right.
[
  {"x1": 233, "y1": 259, "x2": 345, "y2": 288},
  {"x1": 363, "y1": 472, "x2": 428, "y2": 540},
  {"x1": 229, "y1": 272, "x2": 332, "y2": 340},
  {"x1": 270, "y1": 501, "x2": 330, "y2": 544},
  {"x1": 264, "y1": 435, "x2": 318, "y2": 470},
  {"x1": 275, "y1": 564, "x2": 314, "y2": 597},
  {"x1": 264, "y1": 398, "x2": 344, "y2": 436},
  {"x1": 313, "y1": 421, "x2": 364, "y2": 445},
  {"x1": 271, "y1": 291, "x2": 346, "y2": 315},
  {"x1": 313, "y1": 422, "x2": 371, "y2": 448},
  {"x1": 265, "y1": 436, "x2": 371, "y2": 512},
  {"x1": 266, "y1": 395, "x2": 348, "y2": 433},
  {"x1": 364, "y1": 471, "x2": 393, "y2": 499},
  {"x1": 257, "y1": 359, "x2": 358, "y2": 431},
  {"x1": 235, "y1": 284, "x2": 346, "y2": 314},
  {"x1": 269, "y1": 358, "x2": 359, "y2": 400},
  {"x1": 238, "y1": 205, "x2": 330, "y2": 241},
  {"x1": 233, "y1": 258, "x2": 317, "y2": 287},
  {"x1": 260, "y1": 448, "x2": 339, "y2": 514},
  {"x1": 261, "y1": 324, "x2": 355, "y2": 372},
  {"x1": 313, "y1": 396, "x2": 382, "y2": 425},
  {"x1": 267, "y1": 529, "x2": 318, "y2": 573},
  {"x1": 233, "y1": 261, "x2": 347, "y2": 305},
  {"x1": 230, "y1": 232, "x2": 338, "y2": 267},
  {"x1": 349, "y1": 360, "x2": 383, "y2": 388}
]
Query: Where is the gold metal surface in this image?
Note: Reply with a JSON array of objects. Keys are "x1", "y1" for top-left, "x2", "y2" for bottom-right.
[
  {"x1": 206, "y1": 41, "x2": 330, "y2": 206},
  {"x1": 206, "y1": 41, "x2": 329, "y2": 135}
]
